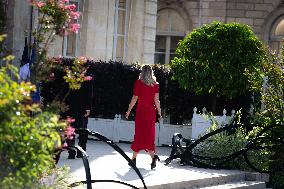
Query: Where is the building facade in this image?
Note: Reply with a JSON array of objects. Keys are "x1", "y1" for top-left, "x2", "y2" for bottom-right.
[{"x1": 4, "y1": 0, "x2": 284, "y2": 67}]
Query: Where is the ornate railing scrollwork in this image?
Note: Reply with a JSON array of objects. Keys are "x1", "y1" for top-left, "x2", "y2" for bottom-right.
[
  {"x1": 65, "y1": 129, "x2": 147, "y2": 189},
  {"x1": 165, "y1": 120, "x2": 283, "y2": 174}
]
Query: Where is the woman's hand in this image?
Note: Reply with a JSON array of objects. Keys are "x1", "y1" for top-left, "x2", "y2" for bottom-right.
[
  {"x1": 125, "y1": 111, "x2": 130, "y2": 119},
  {"x1": 158, "y1": 113, "x2": 162, "y2": 122},
  {"x1": 84, "y1": 110, "x2": 90, "y2": 117}
]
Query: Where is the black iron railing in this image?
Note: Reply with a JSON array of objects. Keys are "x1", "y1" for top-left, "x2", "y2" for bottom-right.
[
  {"x1": 64, "y1": 129, "x2": 147, "y2": 189},
  {"x1": 164, "y1": 120, "x2": 283, "y2": 174}
]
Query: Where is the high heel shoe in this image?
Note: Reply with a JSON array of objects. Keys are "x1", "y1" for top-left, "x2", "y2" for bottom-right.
[
  {"x1": 151, "y1": 155, "x2": 160, "y2": 169},
  {"x1": 128, "y1": 158, "x2": 136, "y2": 166}
]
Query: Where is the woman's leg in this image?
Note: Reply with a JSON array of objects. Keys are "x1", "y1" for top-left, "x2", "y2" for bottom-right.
[
  {"x1": 128, "y1": 151, "x2": 138, "y2": 166},
  {"x1": 131, "y1": 151, "x2": 138, "y2": 160},
  {"x1": 148, "y1": 150, "x2": 155, "y2": 159},
  {"x1": 149, "y1": 150, "x2": 160, "y2": 169}
]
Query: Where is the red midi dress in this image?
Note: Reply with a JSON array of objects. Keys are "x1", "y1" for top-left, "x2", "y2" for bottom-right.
[{"x1": 131, "y1": 79, "x2": 159, "y2": 153}]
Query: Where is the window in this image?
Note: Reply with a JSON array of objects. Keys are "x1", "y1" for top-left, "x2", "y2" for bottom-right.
[
  {"x1": 113, "y1": 0, "x2": 129, "y2": 61},
  {"x1": 155, "y1": 35, "x2": 183, "y2": 65},
  {"x1": 63, "y1": 0, "x2": 80, "y2": 57},
  {"x1": 269, "y1": 15, "x2": 284, "y2": 53},
  {"x1": 155, "y1": 8, "x2": 185, "y2": 64}
]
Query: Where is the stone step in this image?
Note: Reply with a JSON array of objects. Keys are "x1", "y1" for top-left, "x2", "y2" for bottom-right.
[
  {"x1": 198, "y1": 181, "x2": 266, "y2": 189},
  {"x1": 143, "y1": 172, "x2": 269, "y2": 189},
  {"x1": 144, "y1": 173, "x2": 246, "y2": 189},
  {"x1": 59, "y1": 141, "x2": 270, "y2": 189}
]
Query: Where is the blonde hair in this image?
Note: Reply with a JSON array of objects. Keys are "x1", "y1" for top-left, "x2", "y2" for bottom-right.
[{"x1": 139, "y1": 65, "x2": 156, "y2": 85}]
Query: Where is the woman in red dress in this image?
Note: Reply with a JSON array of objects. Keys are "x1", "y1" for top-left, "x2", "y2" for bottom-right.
[{"x1": 125, "y1": 65, "x2": 161, "y2": 169}]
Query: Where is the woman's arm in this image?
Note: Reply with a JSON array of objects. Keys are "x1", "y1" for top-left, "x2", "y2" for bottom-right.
[
  {"x1": 154, "y1": 93, "x2": 161, "y2": 118},
  {"x1": 125, "y1": 95, "x2": 138, "y2": 119}
]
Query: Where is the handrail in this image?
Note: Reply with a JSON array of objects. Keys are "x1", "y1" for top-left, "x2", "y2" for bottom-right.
[
  {"x1": 165, "y1": 120, "x2": 283, "y2": 173},
  {"x1": 65, "y1": 146, "x2": 92, "y2": 189},
  {"x1": 65, "y1": 129, "x2": 147, "y2": 189}
]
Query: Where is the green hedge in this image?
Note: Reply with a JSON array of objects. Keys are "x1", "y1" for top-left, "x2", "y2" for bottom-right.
[{"x1": 41, "y1": 59, "x2": 252, "y2": 124}]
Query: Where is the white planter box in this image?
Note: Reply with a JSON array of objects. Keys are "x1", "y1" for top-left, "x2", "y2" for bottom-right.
[
  {"x1": 158, "y1": 124, "x2": 191, "y2": 146},
  {"x1": 191, "y1": 108, "x2": 235, "y2": 139},
  {"x1": 87, "y1": 107, "x2": 234, "y2": 145},
  {"x1": 88, "y1": 116, "x2": 192, "y2": 146}
]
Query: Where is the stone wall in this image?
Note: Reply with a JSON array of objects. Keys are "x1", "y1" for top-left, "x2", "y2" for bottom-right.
[
  {"x1": 160, "y1": 0, "x2": 282, "y2": 41},
  {"x1": 226, "y1": 0, "x2": 281, "y2": 39},
  {"x1": 7, "y1": 0, "x2": 284, "y2": 67}
]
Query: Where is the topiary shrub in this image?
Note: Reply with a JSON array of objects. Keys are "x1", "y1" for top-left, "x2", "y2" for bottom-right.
[{"x1": 171, "y1": 22, "x2": 266, "y2": 113}]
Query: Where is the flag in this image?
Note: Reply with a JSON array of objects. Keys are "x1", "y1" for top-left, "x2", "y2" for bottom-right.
[
  {"x1": 30, "y1": 40, "x2": 37, "y2": 65},
  {"x1": 30, "y1": 40, "x2": 41, "y2": 103},
  {"x1": 20, "y1": 36, "x2": 29, "y2": 66},
  {"x1": 19, "y1": 36, "x2": 30, "y2": 82}
]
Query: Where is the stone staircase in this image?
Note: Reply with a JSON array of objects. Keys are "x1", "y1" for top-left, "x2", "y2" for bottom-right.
[
  {"x1": 58, "y1": 141, "x2": 271, "y2": 189},
  {"x1": 199, "y1": 181, "x2": 266, "y2": 189},
  {"x1": 144, "y1": 172, "x2": 269, "y2": 189}
]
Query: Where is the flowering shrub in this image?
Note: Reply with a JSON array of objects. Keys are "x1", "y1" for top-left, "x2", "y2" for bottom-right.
[
  {"x1": 30, "y1": 0, "x2": 80, "y2": 38},
  {"x1": 0, "y1": 0, "x2": 84, "y2": 186},
  {"x1": 64, "y1": 117, "x2": 76, "y2": 139},
  {"x1": 0, "y1": 63, "x2": 66, "y2": 188},
  {"x1": 26, "y1": 0, "x2": 93, "y2": 119},
  {"x1": 0, "y1": 34, "x2": 77, "y2": 188},
  {"x1": 28, "y1": 0, "x2": 82, "y2": 83},
  {"x1": 38, "y1": 56, "x2": 92, "y2": 91},
  {"x1": 28, "y1": 0, "x2": 92, "y2": 97},
  {"x1": 63, "y1": 57, "x2": 92, "y2": 90}
]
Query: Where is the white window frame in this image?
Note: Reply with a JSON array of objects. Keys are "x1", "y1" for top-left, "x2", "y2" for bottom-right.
[
  {"x1": 155, "y1": 8, "x2": 185, "y2": 64},
  {"x1": 113, "y1": 0, "x2": 129, "y2": 61},
  {"x1": 63, "y1": 0, "x2": 80, "y2": 57},
  {"x1": 269, "y1": 15, "x2": 284, "y2": 53},
  {"x1": 155, "y1": 32, "x2": 184, "y2": 65}
]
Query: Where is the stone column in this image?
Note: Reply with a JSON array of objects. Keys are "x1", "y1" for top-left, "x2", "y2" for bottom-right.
[
  {"x1": 81, "y1": 0, "x2": 115, "y2": 60},
  {"x1": 126, "y1": 0, "x2": 145, "y2": 63},
  {"x1": 142, "y1": 0, "x2": 157, "y2": 64},
  {"x1": 4, "y1": 0, "x2": 27, "y2": 67}
]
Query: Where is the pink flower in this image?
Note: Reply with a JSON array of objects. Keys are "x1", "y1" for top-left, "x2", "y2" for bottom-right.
[
  {"x1": 84, "y1": 76, "x2": 93, "y2": 81},
  {"x1": 65, "y1": 126, "x2": 75, "y2": 139},
  {"x1": 66, "y1": 116, "x2": 75, "y2": 124},
  {"x1": 79, "y1": 56, "x2": 87, "y2": 62},
  {"x1": 67, "y1": 135, "x2": 74, "y2": 140},
  {"x1": 70, "y1": 11, "x2": 81, "y2": 19},
  {"x1": 65, "y1": 4, "x2": 76, "y2": 11},
  {"x1": 35, "y1": 1, "x2": 45, "y2": 8},
  {"x1": 62, "y1": 142, "x2": 68, "y2": 147},
  {"x1": 69, "y1": 23, "x2": 80, "y2": 33}
]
